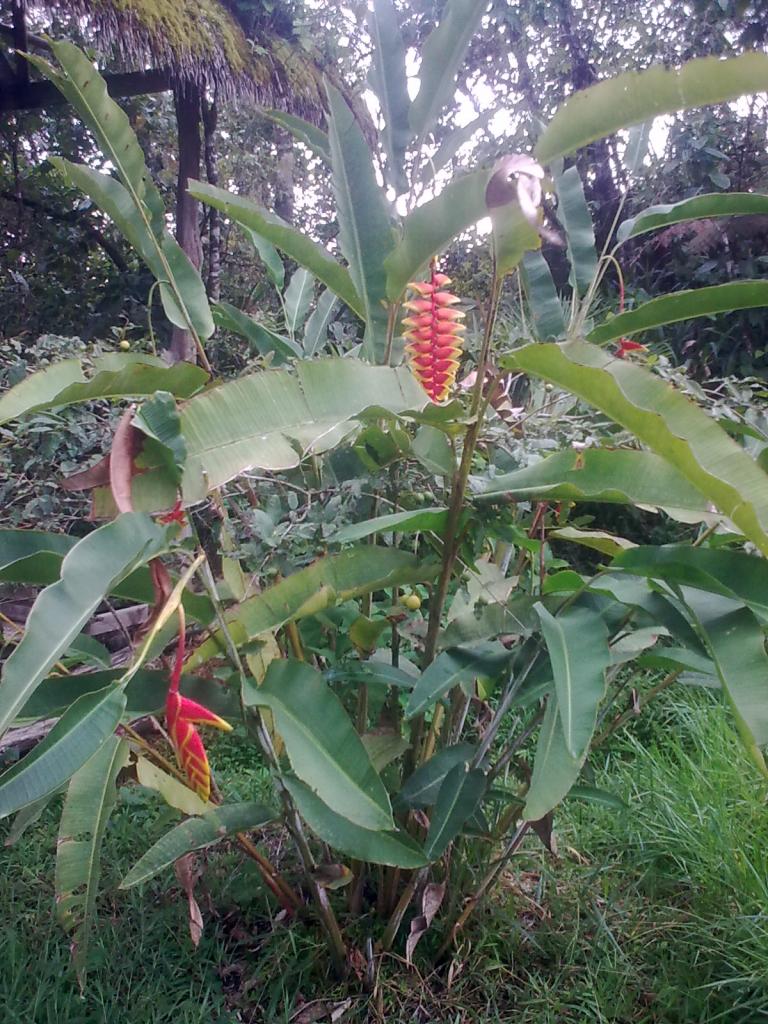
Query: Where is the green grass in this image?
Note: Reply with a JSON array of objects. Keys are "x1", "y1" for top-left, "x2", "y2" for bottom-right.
[{"x1": 2, "y1": 692, "x2": 768, "y2": 1022}]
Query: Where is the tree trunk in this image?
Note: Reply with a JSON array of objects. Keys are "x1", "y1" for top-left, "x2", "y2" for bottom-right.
[
  {"x1": 169, "y1": 82, "x2": 202, "y2": 363},
  {"x1": 202, "y1": 96, "x2": 221, "y2": 303}
]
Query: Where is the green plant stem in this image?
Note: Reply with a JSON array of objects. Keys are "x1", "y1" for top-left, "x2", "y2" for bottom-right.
[
  {"x1": 436, "y1": 821, "x2": 531, "y2": 960},
  {"x1": 195, "y1": 555, "x2": 348, "y2": 976},
  {"x1": 594, "y1": 668, "x2": 682, "y2": 747}
]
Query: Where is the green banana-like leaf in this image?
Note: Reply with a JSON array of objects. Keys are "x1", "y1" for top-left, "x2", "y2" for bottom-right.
[
  {"x1": 490, "y1": 191, "x2": 542, "y2": 279},
  {"x1": 521, "y1": 250, "x2": 566, "y2": 340},
  {"x1": 423, "y1": 763, "x2": 486, "y2": 860},
  {"x1": 396, "y1": 742, "x2": 476, "y2": 809},
  {"x1": 0, "y1": 686, "x2": 126, "y2": 818},
  {"x1": 368, "y1": 0, "x2": 411, "y2": 194},
  {"x1": 284, "y1": 776, "x2": 427, "y2": 868},
  {"x1": 534, "y1": 603, "x2": 609, "y2": 759},
  {"x1": 121, "y1": 802, "x2": 276, "y2": 888},
  {"x1": 617, "y1": 192, "x2": 768, "y2": 243},
  {"x1": 479, "y1": 448, "x2": 712, "y2": 521},
  {"x1": 302, "y1": 289, "x2": 339, "y2": 357},
  {"x1": 406, "y1": 642, "x2": 513, "y2": 719},
  {"x1": 418, "y1": 111, "x2": 493, "y2": 184},
  {"x1": 682, "y1": 591, "x2": 768, "y2": 776},
  {"x1": 408, "y1": 0, "x2": 486, "y2": 142},
  {"x1": 536, "y1": 51, "x2": 768, "y2": 163},
  {"x1": 20, "y1": 669, "x2": 238, "y2": 723},
  {"x1": 187, "y1": 547, "x2": 439, "y2": 668},
  {"x1": 133, "y1": 391, "x2": 186, "y2": 488},
  {"x1": 284, "y1": 268, "x2": 314, "y2": 337},
  {"x1": 612, "y1": 546, "x2": 768, "y2": 623},
  {"x1": 326, "y1": 84, "x2": 394, "y2": 362},
  {"x1": 554, "y1": 165, "x2": 598, "y2": 296},
  {"x1": 523, "y1": 697, "x2": 584, "y2": 820},
  {"x1": 241, "y1": 225, "x2": 285, "y2": 290},
  {"x1": 178, "y1": 357, "x2": 426, "y2": 502},
  {"x1": 212, "y1": 302, "x2": 300, "y2": 361},
  {"x1": 507, "y1": 341, "x2": 768, "y2": 554},
  {"x1": 189, "y1": 180, "x2": 364, "y2": 318},
  {"x1": 0, "y1": 353, "x2": 206, "y2": 427},
  {"x1": 0, "y1": 514, "x2": 168, "y2": 736},
  {"x1": 385, "y1": 168, "x2": 490, "y2": 299},
  {"x1": 0, "y1": 529, "x2": 212, "y2": 622},
  {"x1": 331, "y1": 506, "x2": 449, "y2": 543},
  {"x1": 31, "y1": 42, "x2": 213, "y2": 341},
  {"x1": 245, "y1": 660, "x2": 393, "y2": 831},
  {"x1": 55, "y1": 735, "x2": 128, "y2": 984},
  {"x1": 588, "y1": 281, "x2": 768, "y2": 344},
  {"x1": 262, "y1": 109, "x2": 331, "y2": 162}
]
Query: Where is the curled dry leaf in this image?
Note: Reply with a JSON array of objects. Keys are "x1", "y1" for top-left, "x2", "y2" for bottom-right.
[
  {"x1": 110, "y1": 405, "x2": 140, "y2": 514},
  {"x1": 406, "y1": 881, "x2": 446, "y2": 964},
  {"x1": 174, "y1": 852, "x2": 204, "y2": 947}
]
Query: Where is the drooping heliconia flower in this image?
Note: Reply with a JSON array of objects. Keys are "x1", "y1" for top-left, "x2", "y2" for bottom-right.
[
  {"x1": 403, "y1": 267, "x2": 465, "y2": 403},
  {"x1": 165, "y1": 606, "x2": 231, "y2": 802}
]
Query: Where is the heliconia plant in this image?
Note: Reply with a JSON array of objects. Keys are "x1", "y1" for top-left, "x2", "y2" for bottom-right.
[{"x1": 2, "y1": 6, "x2": 768, "y2": 989}]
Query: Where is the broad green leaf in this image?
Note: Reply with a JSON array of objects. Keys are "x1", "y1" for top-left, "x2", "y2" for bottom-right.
[
  {"x1": 303, "y1": 289, "x2": 339, "y2": 357},
  {"x1": 408, "y1": 0, "x2": 487, "y2": 142},
  {"x1": 262, "y1": 109, "x2": 331, "y2": 162},
  {"x1": 637, "y1": 647, "x2": 715, "y2": 676},
  {"x1": 418, "y1": 111, "x2": 493, "y2": 184},
  {"x1": 554, "y1": 165, "x2": 597, "y2": 296},
  {"x1": 613, "y1": 546, "x2": 768, "y2": 622},
  {"x1": 439, "y1": 597, "x2": 537, "y2": 648},
  {"x1": 0, "y1": 515, "x2": 168, "y2": 737},
  {"x1": 327, "y1": 661, "x2": 417, "y2": 691},
  {"x1": 521, "y1": 250, "x2": 566, "y2": 340},
  {"x1": 135, "y1": 757, "x2": 207, "y2": 816},
  {"x1": 396, "y1": 742, "x2": 476, "y2": 809},
  {"x1": 326, "y1": 83, "x2": 394, "y2": 362},
  {"x1": 245, "y1": 660, "x2": 393, "y2": 830},
  {"x1": 0, "y1": 354, "x2": 206, "y2": 427},
  {"x1": 588, "y1": 281, "x2": 768, "y2": 345},
  {"x1": 179, "y1": 357, "x2": 426, "y2": 501},
  {"x1": 0, "y1": 687, "x2": 126, "y2": 818},
  {"x1": 188, "y1": 547, "x2": 439, "y2": 668},
  {"x1": 0, "y1": 531, "x2": 211, "y2": 622},
  {"x1": 241, "y1": 225, "x2": 285, "y2": 290},
  {"x1": 368, "y1": 0, "x2": 411, "y2": 194},
  {"x1": 284, "y1": 776, "x2": 427, "y2": 868},
  {"x1": 331, "y1": 507, "x2": 449, "y2": 543},
  {"x1": 284, "y1": 268, "x2": 314, "y2": 336},
  {"x1": 523, "y1": 698, "x2": 583, "y2": 820},
  {"x1": 121, "y1": 802, "x2": 276, "y2": 888},
  {"x1": 32, "y1": 42, "x2": 213, "y2": 341},
  {"x1": 534, "y1": 603, "x2": 609, "y2": 759},
  {"x1": 590, "y1": 573, "x2": 705, "y2": 654},
  {"x1": 617, "y1": 192, "x2": 768, "y2": 243},
  {"x1": 385, "y1": 168, "x2": 490, "y2": 299},
  {"x1": 133, "y1": 391, "x2": 186, "y2": 488},
  {"x1": 51, "y1": 159, "x2": 213, "y2": 340},
  {"x1": 480, "y1": 448, "x2": 712, "y2": 521},
  {"x1": 550, "y1": 527, "x2": 636, "y2": 557},
  {"x1": 189, "y1": 180, "x2": 363, "y2": 318},
  {"x1": 55, "y1": 735, "x2": 128, "y2": 983},
  {"x1": 412, "y1": 424, "x2": 455, "y2": 476},
  {"x1": 361, "y1": 733, "x2": 410, "y2": 772},
  {"x1": 405, "y1": 641, "x2": 513, "y2": 719},
  {"x1": 4, "y1": 791, "x2": 60, "y2": 846},
  {"x1": 423, "y1": 762, "x2": 487, "y2": 860},
  {"x1": 490, "y1": 194, "x2": 542, "y2": 279},
  {"x1": 212, "y1": 302, "x2": 300, "y2": 361},
  {"x1": 507, "y1": 341, "x2": 768, "y2": 554},
  {"x1": 536, "y1": 51, "x2": 768, "y2": 163},
  {"x1": 20, "y1": 669, "x2": 237, "y2": 723},
  {"x1": 683, "y1": 591, "x2": 768, "y2": 775}
]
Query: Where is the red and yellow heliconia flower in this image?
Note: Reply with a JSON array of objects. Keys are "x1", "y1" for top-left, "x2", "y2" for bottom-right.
[
  {"x1": 403, "y1": 266, "x2": 465, "y2": 404},
  {"x1": 166, "y1": 606, "x2": 231, "y2": 802}
]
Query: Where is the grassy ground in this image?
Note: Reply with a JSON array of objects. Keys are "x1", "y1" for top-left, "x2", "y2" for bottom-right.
[{"x1": 2, "y1": 689, "x2": 767, "y2": 1023}]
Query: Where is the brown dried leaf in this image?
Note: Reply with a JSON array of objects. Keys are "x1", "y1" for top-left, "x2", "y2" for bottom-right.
[
  {"x1": 405, "y1": 881, "x2": 445, "y2": 964},
  {"x1": 61, "y1": 454, "x2": 111, "y2": 491},
  {"x1": 110, "y1": 406, "x2": 140, "y2": 514},
  {"x1": 174, "y1": 853, "x2": 204, "y2": 947}
]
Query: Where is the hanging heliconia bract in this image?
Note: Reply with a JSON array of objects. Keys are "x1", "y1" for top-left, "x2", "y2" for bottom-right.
[
  {"x1": 165, "y1": 605, "x2": 232, "y2": 802},
  {"x1": 403, "y1": 266, "x2": 465, "y2": 403}
]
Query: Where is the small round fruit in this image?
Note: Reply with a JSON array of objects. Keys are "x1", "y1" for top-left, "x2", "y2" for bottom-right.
[
  {"x1": 402, "y1": 594, "x2": 421, "y2": 611},
  {"x1": 118, "y1": 339, "x2": 131, "y2": 351}
]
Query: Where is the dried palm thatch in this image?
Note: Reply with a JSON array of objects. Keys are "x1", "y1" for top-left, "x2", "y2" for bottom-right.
[{"x1": 21, "y1": 0, "x2": 328, "y2": 115}]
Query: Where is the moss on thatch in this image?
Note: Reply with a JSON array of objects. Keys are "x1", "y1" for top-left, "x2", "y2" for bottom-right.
[{"x1": 40, "y1": 0, "x2": 327, "y2": 113}]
